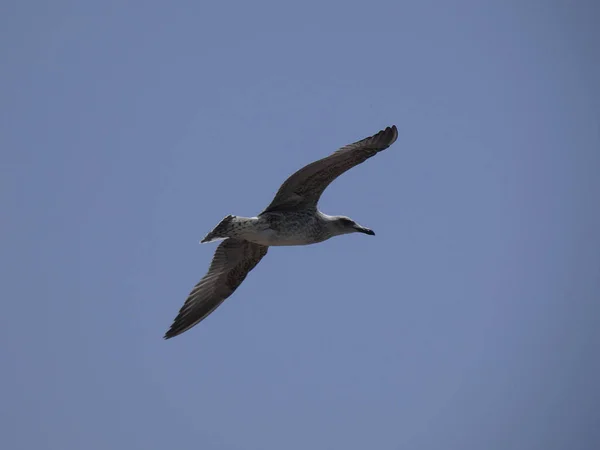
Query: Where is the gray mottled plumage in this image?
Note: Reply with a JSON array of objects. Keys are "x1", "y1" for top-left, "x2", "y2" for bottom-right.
[{"x1": 165, "y1": 125, "x2": 398, "y2": 339}]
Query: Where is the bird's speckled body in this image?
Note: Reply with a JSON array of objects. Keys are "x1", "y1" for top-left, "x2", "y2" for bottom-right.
[{"x1": 202, "y1": 210, "x2": 358, "y2": 247}]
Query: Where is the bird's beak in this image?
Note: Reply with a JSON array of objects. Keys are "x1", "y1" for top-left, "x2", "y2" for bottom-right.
[{"x1": 355, "y1": 225, "x2": 375, "y2": 236}]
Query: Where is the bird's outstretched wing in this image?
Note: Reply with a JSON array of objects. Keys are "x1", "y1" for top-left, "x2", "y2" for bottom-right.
[
  {"x1": 262, "y1": 125, "x2": 398, "y2": 213},
  {"x1": 164, "y1": 238, "x2": 268, "y2": 339}
]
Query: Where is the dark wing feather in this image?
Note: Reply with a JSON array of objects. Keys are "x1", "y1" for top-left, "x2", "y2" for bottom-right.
[
  {"x1": 262, "y1": 125, "x2": 398, "y2": 213},
  {"x1": 164, "y1": 239, "x2": 268, "y2": 339}
]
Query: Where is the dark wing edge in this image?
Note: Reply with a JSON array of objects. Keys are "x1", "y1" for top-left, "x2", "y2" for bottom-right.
[
  {"x1": 262, "y1": 125, "x2": 398, "y2": 213},
  {"x1": 164, "y1": 239, "x2": 268, "y2": 339}
]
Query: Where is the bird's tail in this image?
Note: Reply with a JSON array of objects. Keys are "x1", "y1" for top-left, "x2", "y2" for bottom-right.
[{"x1": 200, "y1": 215, "x2": 236, "y2": 243}]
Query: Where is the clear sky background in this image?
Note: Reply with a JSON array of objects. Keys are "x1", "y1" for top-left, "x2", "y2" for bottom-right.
[{"x1": 2, "y1": 1, "x2": 599, "y2": 449}]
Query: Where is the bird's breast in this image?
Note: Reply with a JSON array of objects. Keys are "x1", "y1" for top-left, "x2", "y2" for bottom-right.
[{"x1": 245, "y1": 214, "x2": 325, "y2": 246}]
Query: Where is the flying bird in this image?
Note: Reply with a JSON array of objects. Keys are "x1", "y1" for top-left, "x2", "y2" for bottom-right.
[{"x1": 165, "y1": 125, "x2": 399, "y2": 339}]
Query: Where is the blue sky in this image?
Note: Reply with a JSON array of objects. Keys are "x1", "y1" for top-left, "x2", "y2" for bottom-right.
[{"x1": 2, "y1": 1, "x2": 599, "y2": 449}]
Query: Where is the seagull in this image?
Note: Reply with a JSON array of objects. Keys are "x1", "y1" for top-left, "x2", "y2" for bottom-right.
[{"x1": 165, "y1": 125, "x2": 399, "y2": 339}]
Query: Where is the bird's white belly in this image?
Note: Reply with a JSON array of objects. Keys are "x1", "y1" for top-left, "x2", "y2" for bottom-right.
[{"x1": 245, "y1": 229, "x2": 317, "y2": 246}]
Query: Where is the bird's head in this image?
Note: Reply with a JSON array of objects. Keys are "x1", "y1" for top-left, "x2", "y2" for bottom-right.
[{"x1": 332, "y1": 216, "x2": 375, "y2": 237}]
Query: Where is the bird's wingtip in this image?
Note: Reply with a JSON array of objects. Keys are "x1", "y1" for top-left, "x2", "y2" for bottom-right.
[
  {"x1": 163, "y1": 324, "x2": 179, "y2": 339},
  {"x1": 383, "y1": 125, "x2": 399, "y2": 146}
]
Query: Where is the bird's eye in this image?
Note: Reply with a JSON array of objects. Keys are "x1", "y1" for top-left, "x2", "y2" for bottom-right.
[{"x1": 340, "y1": 218, "x2": 353, "y2": 225}]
